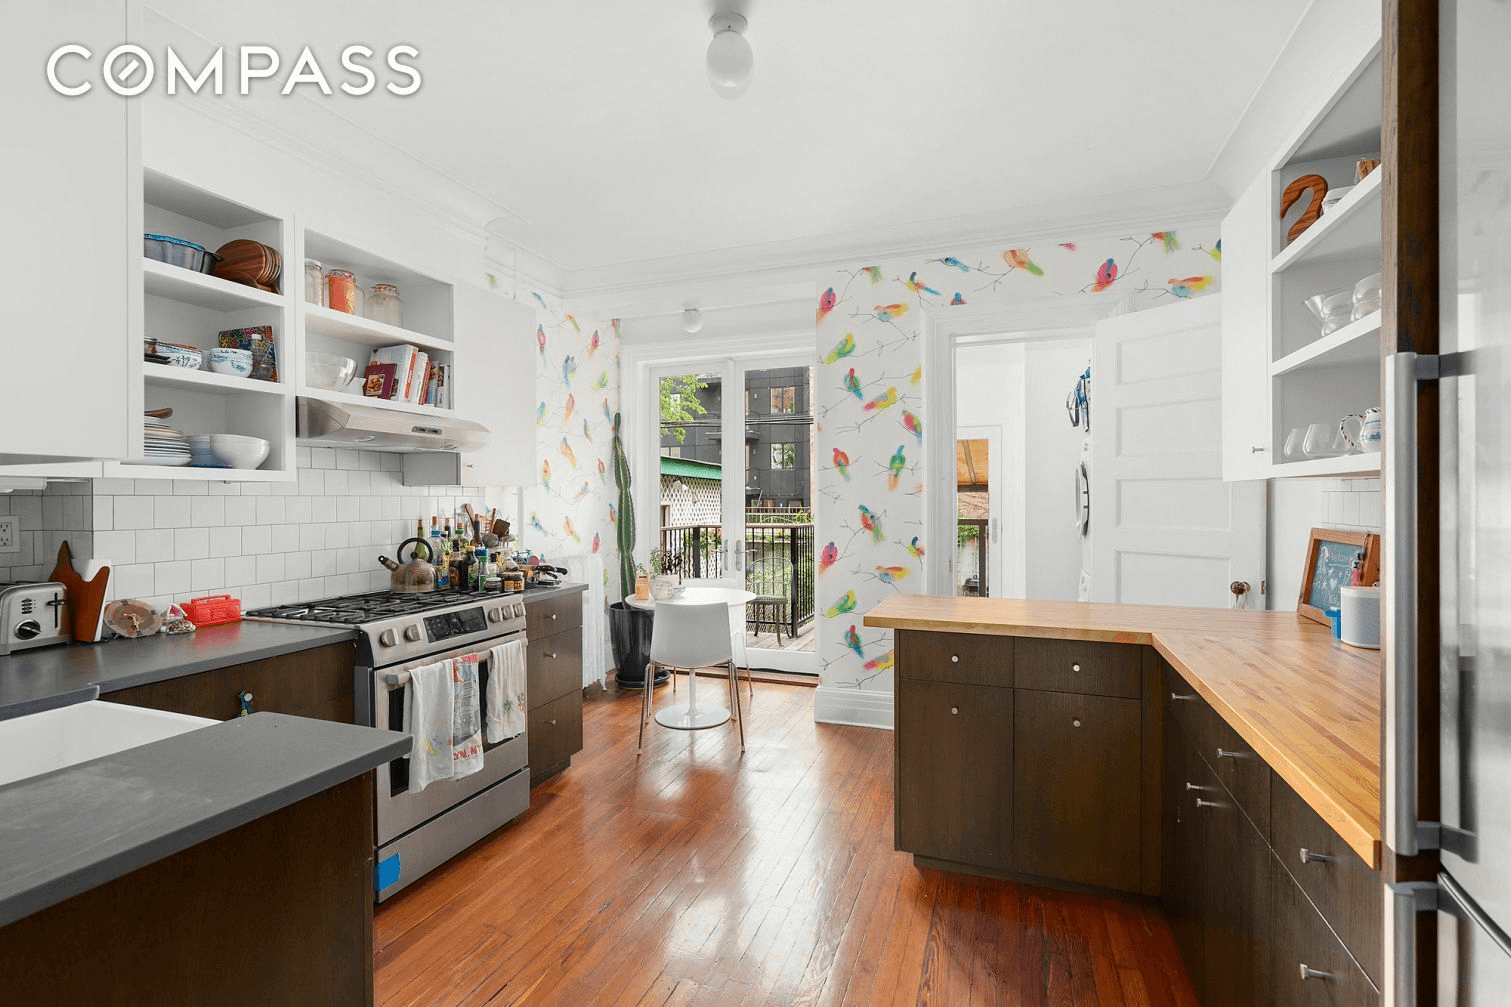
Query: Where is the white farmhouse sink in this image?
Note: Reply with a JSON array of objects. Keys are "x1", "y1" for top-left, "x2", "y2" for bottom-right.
[{"x1": 0, "y1": 701, "x2": 216, "y2": 787}]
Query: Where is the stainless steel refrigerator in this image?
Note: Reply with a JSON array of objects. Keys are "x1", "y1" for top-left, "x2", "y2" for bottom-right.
[{"x1": 1384, "y1": 0, "x2": 1511, "y2": 1002}]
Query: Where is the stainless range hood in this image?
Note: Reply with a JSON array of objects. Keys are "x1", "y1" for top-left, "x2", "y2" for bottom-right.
[{"x1": 296, "y1": 397, "x2": 490, "y2": 452}]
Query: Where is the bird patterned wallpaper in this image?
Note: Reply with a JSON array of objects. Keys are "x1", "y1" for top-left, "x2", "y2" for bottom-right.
[
  {"x1": 485, "y1": 274, "x2": 621, "y2": 585},
  {"x1": 812, "y1": 227, "x2": 1223, "y2": 700}
]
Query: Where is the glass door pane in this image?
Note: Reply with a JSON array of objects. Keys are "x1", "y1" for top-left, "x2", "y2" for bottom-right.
[
  {"x1": 655, "y1": 367, "x2": 727, "y2": 579},
  {"x1": 956, "y1": 436, "x2": 990, "y2": 596},
  {"x1": 742, "y1": 363, "x2": 816, "y2": 657}
]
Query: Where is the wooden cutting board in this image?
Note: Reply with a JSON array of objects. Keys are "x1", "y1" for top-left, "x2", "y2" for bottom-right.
[{"x1": 49, "y1": 541, "x2": 110, "y2": 643}]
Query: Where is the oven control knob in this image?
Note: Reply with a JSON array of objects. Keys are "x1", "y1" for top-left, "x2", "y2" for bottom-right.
[
  {"x1": 403, "y1": 625, "x2": 422, "y2": 643},
  {"x1": 378, "y1": 629, "x2": 397, "y2": 648},
  {"x1": 488, "y1": 607, "x2": 502, "y2": 623}
]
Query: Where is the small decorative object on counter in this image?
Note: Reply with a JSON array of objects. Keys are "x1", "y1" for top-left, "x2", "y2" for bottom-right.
[
  {"x1": 634, "y1": 566, "x2": 651, "y2": 601},
  {"x1": 48, "y1": 541, "x2": 110, "y2": 643},
  {"x1": 366, "y1": 283, "x2": 402, "y2": 327},
  {"x1": 1297, "y1": 527, "x2": 1380, "y2": 626},
  {"x1": 163, "y1": 604, "x2": 197, "y2": 636},
  {"x1": 1356, "y1": 156, "x2": 1381, "y2": 182},
  {"x1": 1279, "y1": 172, "x2": 1329, "y2": 244},
  {"x1": 181, "y1": 594, "x2": 243, "y2": 627},
  {"x1": 103, "y1": 599, "x2": 163, "y2": 639},
  {"x1": 237, "y1": 690, "x2": 254, "y2": 717},
  {"x1": 304, "y1": 259, "x2": 325, "y2": 306},
  {"x1": 326, "y1": 268, "x2": 360, "y2": 314}
]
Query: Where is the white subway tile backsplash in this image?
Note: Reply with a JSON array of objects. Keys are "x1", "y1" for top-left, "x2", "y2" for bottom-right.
[
  {"x1": 241, "y1": 482, "x2": 270, "y2": 497},
  {"x1": 191, "y1": 496, "x2": 225, "y2": 527},
  {"x1": 242, "y1": 524, "x2": 272, "y2": 554},
  {"x1": 153, "y1": 495, "x2": 191, "y2": 528},
  {"x1": 135, "y1": 528, "x2": 174, "y2": 563},
  {"x1": 310, "y1": 447, "x2": 335, "y2": 469},
  {"x1": 239, "y1": 584, "x2": 271, "y2": 609},
  {"x1": 285, "y1": 495, "x2": 312, "y2": 526},
  {"x1": 174, "y1": 527, "x2": 209, "y2": 561},
  {"x1": 271, "y1": 523, "x2": 300, "y2": 553},
  {"x1": 255, "y1": 553, "x2": 285, "y2": 584},
  {"x1": 155, "y1": 561, "x2": 191, "y2": 595},
  {"x1": 115, "y1": 496, "x2": 153, "y2": 530},
  {"x1": 298, "y1": 523, "x2": 324, "y2": 552},
  {"x1": 311, "y1": 549, "x2": 337, "y2": 576},
  {"x1": 172, "y1": 479, "x2": 208, "y2": 496},
  {"x1": 91, "y1": 497, "x2": 113, "y2": 532},
  {"x1": 42, "y1": 495, "x2": 66, "y2": 529},
  {"x1": 224, "y1": 554, "x2": 256, "y2": 585},
  {"x1": 224, "y1": 496, "x2": 257, "y2": 527},
  {"x1": 325, "y1": 470, "x2": 349, "y2": 496},
  {"x1": 112, "y1": 563, "x2": 154, "y2": 598},
  {"x1": 256, "y1": 496, "x2": 286, "y2": 525},
  {"x1": 209, "y1": 525, "x2": 242, "y2": 558},
  {"x1": 337, "y1": 496, "x2": 361, "y2": 523},
  {"x1": 325, "y1": 524, "x2": 349, "y2": 550},
  {"x1": 207, "y1": 481, "x2": 241, "y2": 496},
  {"x1": 135, "y1": 479, "x2": 174, "y2": 496},
  {"x1": 337, "y1": 449, "x2": 360, "y2": 471},
  {"x1": 298, "y1": 468, "x2": 325, "y2": 497},
  {"x1": 283, "y1": 552, "x2": 311, "y2": 581},
  {"x1": 348, "y1": 471, "x2": 371, "y2": 495},
  {"x1": 93, "y1": 530, "x2": 136, "y2": 565},
  {"x1": 190, "y1": 558, "x2": 224, "y2": 591}
]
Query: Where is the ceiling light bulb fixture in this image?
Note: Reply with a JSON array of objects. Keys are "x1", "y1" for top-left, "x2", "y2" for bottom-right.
[
  {"x1": 682, "y1": 307, "x2": 704, "y2": 333},
  {"x1": 706, "y1": 12, "x2": 753, "y2": 99}
]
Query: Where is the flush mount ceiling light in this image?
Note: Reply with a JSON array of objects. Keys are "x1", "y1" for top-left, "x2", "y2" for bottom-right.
[
  {"x1": 682, "y1": 307, "x2": 705, "y2": 333},
  {"x1": 706, "y1": 12, "x2": 753, "y2": 99}
]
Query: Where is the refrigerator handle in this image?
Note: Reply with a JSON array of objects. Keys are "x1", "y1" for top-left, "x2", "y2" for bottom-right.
[
  {"x1": 1384, "y1": 881, "x2": 1439, "y2": 1007},
  {"x1": 1384, "y1": 352, "x2": 1440, "y2": 857}
]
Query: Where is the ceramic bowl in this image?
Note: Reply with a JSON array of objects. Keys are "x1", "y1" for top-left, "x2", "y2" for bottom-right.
[
  {"x1": 159, "y1": 345, "x2": 204, "y2": 369},
  {"x1": 306, "y1": 352, "x2": 357, "y2": 391},
  {"x1": 209, "y1": 347, "x2": 254, "y2": 378},
  {"x1": 207, "y1": 433, "x2": 269, "y2": 469}
]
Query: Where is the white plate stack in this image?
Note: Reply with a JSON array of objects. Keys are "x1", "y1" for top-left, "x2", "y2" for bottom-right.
[{"x1": 143, "y1": 415, "x2": 192, "y2": 467}]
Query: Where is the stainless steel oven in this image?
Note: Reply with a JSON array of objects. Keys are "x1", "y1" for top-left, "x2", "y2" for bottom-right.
[{"x1": 248, "y1": 590, "x2": 530, "y2": 902}]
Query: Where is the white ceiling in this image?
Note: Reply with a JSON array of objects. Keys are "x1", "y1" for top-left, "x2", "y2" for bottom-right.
[{"x1": 148, "y1": 0, "x2": 1312, "y2": 282}]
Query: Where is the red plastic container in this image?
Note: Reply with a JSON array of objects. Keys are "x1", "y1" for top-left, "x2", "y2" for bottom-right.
[{"x1": 182, "y1": 594, "x2": 242, "y2": 628}]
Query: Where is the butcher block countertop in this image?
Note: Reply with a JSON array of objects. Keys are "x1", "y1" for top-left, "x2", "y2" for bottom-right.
[{"x1": 864, "y1": 597, "x2": 1383, "y2": 868}]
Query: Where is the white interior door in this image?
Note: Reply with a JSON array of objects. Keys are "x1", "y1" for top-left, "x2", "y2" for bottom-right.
[{"x1": 1090, "y1": 295, "x2": 1266, "y2": 607}]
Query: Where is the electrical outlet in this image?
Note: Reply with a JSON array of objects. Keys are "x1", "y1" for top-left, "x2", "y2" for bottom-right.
[{"x1": 0, "y1": 516, "x2": 16, "y2": 554}]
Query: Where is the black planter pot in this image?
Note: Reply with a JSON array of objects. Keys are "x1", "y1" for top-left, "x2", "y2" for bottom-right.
[{"x1": 608, "y1": 602, "x2": 666, "y2": 687}]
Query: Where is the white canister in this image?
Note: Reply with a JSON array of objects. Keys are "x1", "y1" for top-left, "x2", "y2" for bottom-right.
[{"x1": 1340, "y1": 585, "x2": 1381, "y2": 649}]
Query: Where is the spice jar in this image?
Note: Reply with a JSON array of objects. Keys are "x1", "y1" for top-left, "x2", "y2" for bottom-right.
[
  {"x1": 366, "y1": 283, "x2": 402, "y2": 327},
  {"x1": 303, "y1": 259, "x2": 325, "y2": 307},
  {"x1": 326, "y1": 269, "x2": 360, "y2": 314}
]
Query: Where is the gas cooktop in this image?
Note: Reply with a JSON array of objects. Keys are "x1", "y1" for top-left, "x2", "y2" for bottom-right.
[{"x1": 246, "y1": 589, "x2": 520, "y2": 626}]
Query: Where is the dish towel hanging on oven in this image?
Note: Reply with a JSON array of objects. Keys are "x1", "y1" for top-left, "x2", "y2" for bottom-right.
[
  {"x1": 403, "y1": 658, "x2": 455, "y2": 792},
  {"x1": 452, "y1": 654, "x2": 484, "y2": 778},
  {"x1": 485, "y1": 638, "x2": 528, "y2": 744}
]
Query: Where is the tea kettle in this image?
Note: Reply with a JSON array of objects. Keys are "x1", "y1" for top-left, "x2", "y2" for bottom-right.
[{"x1": 379, "y1": 538, "x2": 437, "y2": 594}]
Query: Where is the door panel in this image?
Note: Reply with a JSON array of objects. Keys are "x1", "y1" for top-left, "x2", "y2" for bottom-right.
[{"x1": 1091, "y1": 295, "x2": 1266, "y2": 606}]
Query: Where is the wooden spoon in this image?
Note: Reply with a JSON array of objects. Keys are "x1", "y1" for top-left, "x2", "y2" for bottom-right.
[{"x1": 144, "y1": 407, "x2": 174, "y2": 419}]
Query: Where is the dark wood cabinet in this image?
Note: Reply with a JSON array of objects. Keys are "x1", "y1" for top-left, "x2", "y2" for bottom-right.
[
  {"x1": 1013, "y1": 689, "x2": 1141, "y2": 891},
  {"x1": 1271, "y1": 853, "x2": 1381, "y2": 1006},
  {"x1": 895, "y1": 678, "x2": 1014, "y2": 870},
  {"x1": 1163, "y1": 713, "x2": 1270, "y2": 1007},
  {"x1": 525, "y1": 589, "x2": 586, "y2": 785},
  {"x1": 1014, "y1": 637, "x2": 1140, "y2": 698},
  {"x1": 102, "y1": 641, "x2": 355, "y2": 723},
  {"x1": 896, "y1": 630, "x2": 1013, "y2": 687}
]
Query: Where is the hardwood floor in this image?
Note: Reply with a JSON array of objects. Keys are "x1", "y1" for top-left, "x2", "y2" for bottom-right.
[{"x1": 374, "y1": 681, "x2": 1196, "y2": 1006}]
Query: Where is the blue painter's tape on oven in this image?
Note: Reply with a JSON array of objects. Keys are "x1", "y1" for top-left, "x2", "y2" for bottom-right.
[{"x1": 375, "y1": 853, "x2": 401, "y2": 892}]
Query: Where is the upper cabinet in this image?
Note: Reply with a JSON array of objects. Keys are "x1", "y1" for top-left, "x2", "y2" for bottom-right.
[
  {"x1": 1222, "y1": 44, "x2": 1385, "y2": 481},
  {"x1": 0, "y1": 0, "x2": 137, "y2": 468}
]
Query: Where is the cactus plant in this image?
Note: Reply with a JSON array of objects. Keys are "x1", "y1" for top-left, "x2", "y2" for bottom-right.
[{"x1": 611, "y1": 411, "x2": 636, "y2": 598}]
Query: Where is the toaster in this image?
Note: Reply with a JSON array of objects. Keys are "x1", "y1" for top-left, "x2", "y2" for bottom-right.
[{"x1": 0, "y1": 582, "x2": 71, "y2": 656}]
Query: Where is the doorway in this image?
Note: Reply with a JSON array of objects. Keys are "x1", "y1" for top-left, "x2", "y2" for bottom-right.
[
  {"x1": 952, "y1": 336, "x2": 1090, "y2": 600},
  {"x1": 641, "y1": 353, "x2": 819, "y2": 674}
]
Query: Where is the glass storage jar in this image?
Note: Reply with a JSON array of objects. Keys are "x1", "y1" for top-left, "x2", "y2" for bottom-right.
[
  {"x1": 366, "y1": 283, "x2": 402, "y2": 327},
  {"x1": 303, "y1": 259, "x2": 325, "y2": 307},
  {"x1": 326, "y1": 269, "x2": 360, "y2": 314}
]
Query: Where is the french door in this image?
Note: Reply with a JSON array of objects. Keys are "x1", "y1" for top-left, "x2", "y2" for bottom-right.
[{"x1": 639, "y1": 352, "x2": 818, "y2": 674}]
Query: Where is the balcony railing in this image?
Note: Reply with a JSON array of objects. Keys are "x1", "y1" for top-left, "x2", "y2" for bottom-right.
[
  {"x1": 957, "y1": 518, "x2": 988, "y2": 596},
  {"x1": 659, "y1": 521, "x2": 816, "y2": 637}
]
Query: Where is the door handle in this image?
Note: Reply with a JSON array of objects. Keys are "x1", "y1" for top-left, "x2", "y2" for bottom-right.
[{"x1": 735, "y1": 538, "x2": 744, "y2": 573}]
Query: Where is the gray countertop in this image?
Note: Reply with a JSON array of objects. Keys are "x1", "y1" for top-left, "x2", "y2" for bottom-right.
[
  {"x1": 520, "y1": 581, "x2": 587, "y2": 604},
  {"x1": 0, "y1": 622, "x2": 355, "y2": 719},
  {"x1": 0, "y1": 712, "x2": 408, "y2": 928}
]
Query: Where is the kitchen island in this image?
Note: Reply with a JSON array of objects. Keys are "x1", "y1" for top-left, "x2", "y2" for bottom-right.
[
  {"x1": 865, "y1": 596, "x2": 1385, "y2": 1006},
  {"x1": 0, "y1": 710, "x2": 408, "y2": 1006}
]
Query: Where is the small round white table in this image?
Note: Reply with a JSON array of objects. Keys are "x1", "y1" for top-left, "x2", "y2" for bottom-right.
[{"x1": 626, "y1": 587, "x2": 756, "y2": 730}]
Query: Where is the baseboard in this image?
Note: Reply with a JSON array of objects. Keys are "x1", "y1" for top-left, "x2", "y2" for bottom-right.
[{"x1": 813, "y1": 685, "x2": 894, "y2": 730}]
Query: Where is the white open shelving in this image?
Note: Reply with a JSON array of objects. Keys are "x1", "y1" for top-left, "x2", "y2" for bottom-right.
[
  {"x1": 1269, "y1": 168, "x2": 1383, "y2": 274},
  {"x1": 294, "y1": 384, "x2": 457, "y2": 419},
  {"x1": 1270, "y1": 311, "x2": 1381, "y2": 376},
  {"x1": 1269, "y1": 451, "x2": 1381, "y2": 478},
  {"x1": 142, "y1": 258, "x2": 285, "y2": 312},
  {"x1": 303, "y1": 303, "x2": 454, "y2": 354}
]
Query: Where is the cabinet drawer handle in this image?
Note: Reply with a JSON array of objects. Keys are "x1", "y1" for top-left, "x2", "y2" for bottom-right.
[
  {"x1": 1184, "y1": 782, "x2": 1203, "y2": 792},
  {"x1": 950, "y1": 706, "x2": 959, "y2": 715},
  {"x1": 1298, "y1": 964, "x2": 1335, "y2": 982},
  {"x1": 1299, "y1": 847, "x2": 1336, "y2": 865},
  {"x1": 550, "y1": 613, "x2": 558, "y2": 620},
  {"x1": 545, "y1": 652, "x2": 557, "y2": 659},
  {"x1": 950, "y1": 655, "x2": 959, "y2": 663},
  {"x1": 1194, "y1": 798, "x2": 1219, "y2": 809},
  {"x1": 1251, "y1": 445, "x2": 1267, "y2": 454},
  {"x1": 549, "y1": 718, "x2": 557, "y2": 726},
  {"x1": 1072, "y1": 718, "x2": 1082, "y2": 728},
  {"x1": 1216, "y1": 748, "x2": 1242, "y2": 759},
  {"x1": 1171, "y1": 692, "x2": 1194, "y2": 701},
  {"x1": 1071, "y1": 663, "x2": 1081, "y2": 672}
]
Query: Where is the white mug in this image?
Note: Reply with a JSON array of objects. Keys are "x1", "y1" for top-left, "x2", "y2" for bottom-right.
[{"x1": 1359, "y1": 407, "x2": 1383, "y2": 450}]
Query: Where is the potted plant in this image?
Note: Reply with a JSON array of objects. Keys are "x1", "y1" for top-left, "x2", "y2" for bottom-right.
[
  {"x1": 647, "y1": 547, "x2": 680, "y2": 600},
  {"x1": 634, "y1": 562, "x2": 652, "y2": 601},
  {"x1": 606, "y1": 413, "x2": 663, "y2": 687}
]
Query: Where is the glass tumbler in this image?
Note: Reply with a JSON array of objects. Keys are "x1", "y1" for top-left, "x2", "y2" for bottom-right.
[{"x1": 303, "y1": 259, "x2": 325, "y2": 307}]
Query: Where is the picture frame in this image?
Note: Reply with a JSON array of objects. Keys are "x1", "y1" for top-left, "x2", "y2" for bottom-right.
[
  {"x1": 1297, "y1": 527, "x2": 1380, "y2": 626},
  {"x1": 362, "y1": 362, "x2": 398, "y2": 399}
]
